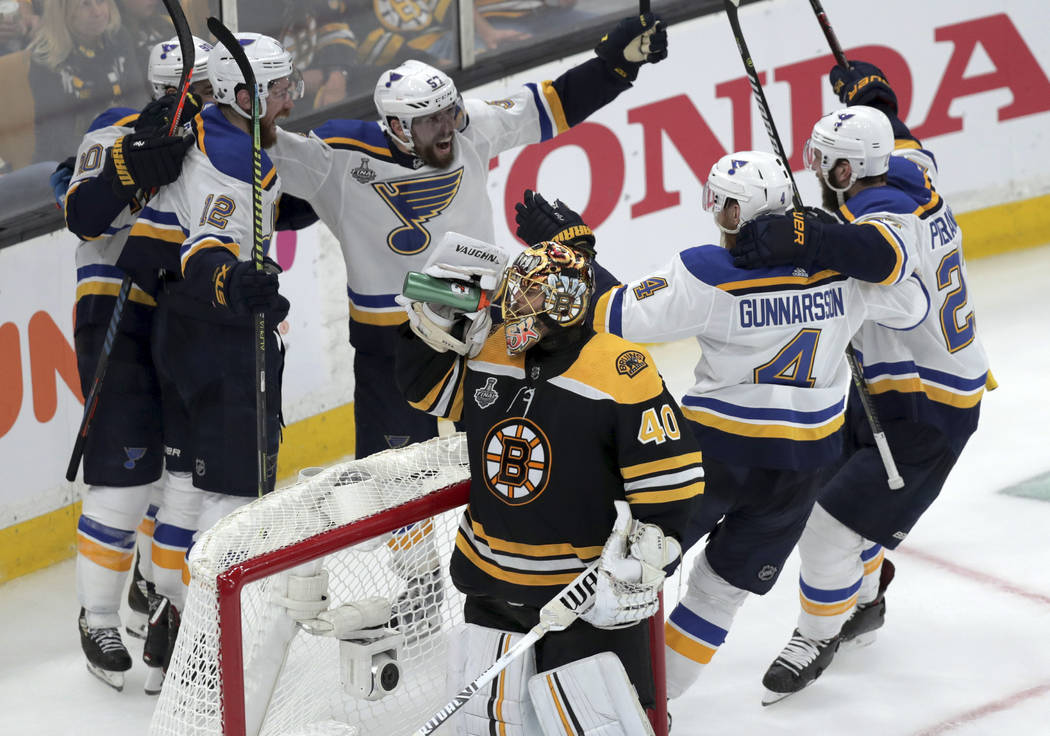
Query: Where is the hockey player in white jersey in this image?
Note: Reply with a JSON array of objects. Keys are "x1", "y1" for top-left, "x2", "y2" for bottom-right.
[
  {"x1": 269, "y1": 11, "x2": 668, "y2": 460},
  {"x1": 733, "y1": 64, "x2": 991, "y2": 704},
  {"x1": 60, "y1": 35, "x2": 212, "y2": 692},
  {"x1": 515, "y1": 149, "x2": 930, "y2": 711},
  {"x1": 118, "y1": 31, "x2": 302, "y2": 691}
]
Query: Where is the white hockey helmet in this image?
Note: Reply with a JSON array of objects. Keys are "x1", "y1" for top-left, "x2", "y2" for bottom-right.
[
  {"x1": 803, "y1": 106, "x2": 894, "y2": 191},
  {"x1": 208, "y1": 33, "x2": 302, "y2": 119},
  {"x1": 702, "y1": 151, "x2": 793, "y2": 234},
  {"x1": 374, "y1": 59, "x2": 465, "y2": 151},
  {"x1": 147, "y1": 36, "x2": 213, "y2": 101}
]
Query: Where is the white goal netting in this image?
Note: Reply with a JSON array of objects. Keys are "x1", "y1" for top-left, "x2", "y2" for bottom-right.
[{"x1": 149, "y1": 434, "x2": 472, "y2": 736}]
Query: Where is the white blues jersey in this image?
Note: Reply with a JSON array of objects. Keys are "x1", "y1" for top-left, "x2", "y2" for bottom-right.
[
  {"x1": 127, "y1": 104, "x2": 280, "y2": 284},
  {"x1": 593, "y1": 247, "x2": 929, "y2": 469},
  {"x1": 836, "y1": 147, "x2": 990, "y2": 450},
  {"x1": 66, "y1": 107, "x2": 156, "y2": 333},
  {"x1": 269, "y1": 81, "x2": 573, "y2": 353}
]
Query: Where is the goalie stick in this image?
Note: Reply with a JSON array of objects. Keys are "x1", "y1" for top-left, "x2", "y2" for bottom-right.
[
  {"x1": 411, "y1": 501, "x2": 633, "y2": 736},
  {"x1": 65, "y1": 0, "x2": 196, "y2": 483},
  {"x1": 722, "y1": 0, "x2": 904, "y2": 490},
  {"x1": 206, "y1": 16, "x2": 269, "y2": 496}
]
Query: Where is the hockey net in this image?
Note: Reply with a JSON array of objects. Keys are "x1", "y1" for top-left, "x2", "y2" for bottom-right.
[{"x1": 149, "y1": 432, "x2": 667, "y2": 736}]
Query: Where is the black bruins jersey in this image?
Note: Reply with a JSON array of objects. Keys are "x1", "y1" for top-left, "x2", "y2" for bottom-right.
[{"x1": 397, "y1": 326, "x2": 705, "y2": 608}]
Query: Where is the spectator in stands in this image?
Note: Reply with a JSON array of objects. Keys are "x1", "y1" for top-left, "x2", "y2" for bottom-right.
[
  {"x1": 115, "y1": 0, "x2": 170, "y2": 69},
  {"x1": 475, "y1": 0, "x2": 596, "y2": 54},
  {"x1": 0, "y1": 0, "x2": 39, "y2": 54},
  {"x1": 28, "y1": 0, "x2": 137, "y2": 163}
]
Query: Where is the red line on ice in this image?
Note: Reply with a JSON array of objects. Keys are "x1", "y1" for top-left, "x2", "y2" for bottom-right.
[
  {"x1": 896, "y1": 546, "x2": 1050, "y2": 607},
  {"x1": 912, "y1": 682, "x2": 1050, "y2": 735}
]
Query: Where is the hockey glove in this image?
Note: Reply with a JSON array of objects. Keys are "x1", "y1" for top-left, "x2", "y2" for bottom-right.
[
  {"x1": 595, "y1": 12, "x2": 667, "y2": 82},
  {"x1": 213, "y1": 259, "x2": 282, "y2": 314},
  {"x1": 134, "y1": 92, "x2": 204, "y2": 133},
  {"x1": 581, "y1": 520, "x2": 679, "y2": 630},
  {"x1": 830, "y1": 60, "x2": 898, "y2": 114},
  {"x1": 514, "y1": 189, "x2": 596, "y2": 256},
  {"x1": 103, "y1": 129, "x2": 193, "y2": 199},
  {"x1": 734, "y1": 209, "x2": 831, "y2": 271},
  {"x1": 422, "y1": 231, "x2": 514, "y2": 292},
  {"x1": 50, "y1": 155, "x2": 75, "y2": 207},
  {"x1": 399, "y1": 295, "x2": 492, "y2": 358}
]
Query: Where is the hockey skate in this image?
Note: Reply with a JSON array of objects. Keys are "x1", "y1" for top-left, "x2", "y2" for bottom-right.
[
  {"x1": 79, "y1": 608, "x2": 132, "y2": 692},
  {"x1": 389, "y1": 570, "x2": 444, "y2": 646},
  {"x1": 840, "y1": 558, "x2": 895, "y2": 649},
  {"x1": 126, "y1": 552, "x2": 153, "y2": 640},
  {"x1": 761, "y1": 629, "x2": 840, "y2": 705}
]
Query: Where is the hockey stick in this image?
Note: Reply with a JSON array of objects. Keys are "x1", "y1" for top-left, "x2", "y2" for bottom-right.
[
  {"x1": 640, "y1": 0, "x2": 650, "y2": 14},
  {"x1": 207, "y1": 16, "x2": 269, "y2": 497},
  {"x1": 807, "y1": 0, "x2": 849, "y2": 69},
  {"x1": 411, "y1": 500, "x2": 632, "y2": 736},
  {"x1": 65, "y1": 0, "x2": 196, "y2": 483},
  {"x1": 722, "y1": 0, "x2": 904, "y2": 490}
]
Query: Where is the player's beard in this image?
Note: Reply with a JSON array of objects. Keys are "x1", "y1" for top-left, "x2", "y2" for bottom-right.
[
  {"x1": 261, "y1": 111, "x2": 289, "y2": 149},
  {"x1": 416, "y1": 136, "x2": 455, "y2": 169},
  {"x1": 820, "y1": 177, "x2": 844, "y2": 211}
]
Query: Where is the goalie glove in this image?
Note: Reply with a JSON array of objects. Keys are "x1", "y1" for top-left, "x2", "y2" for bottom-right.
[
  {"x1": 581, "y1": 519, "x2": 680, "y2": 630},
  {"x1": 514, "y1": 189, "x2": 596, "y2": 256},
  {"x1": 595, "y1": 12, "x2": 668, "y2": 82},
  {"x1": 422, "y1": 231, "x2": 515, "y2": 292},
  {"x1": 398, "y1": 295, "x2": 493, "y2": 358}
]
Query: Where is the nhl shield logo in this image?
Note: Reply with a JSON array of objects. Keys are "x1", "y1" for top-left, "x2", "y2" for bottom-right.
[
  {"x1": 474, "y1": 377, "x2": 499, "y2": 409},
  {"x1": 351, "y1": 157, "x2": 376, "y2": 184},
  {"x1": 615, "y1": 350, "x2": 648, "y2": 378},
  {"x1": 195, "y1": 458, "x2": 206, "y2": 477},
  {"x1": 757, "y1": 564, "x2": 778, "y2": 582}
]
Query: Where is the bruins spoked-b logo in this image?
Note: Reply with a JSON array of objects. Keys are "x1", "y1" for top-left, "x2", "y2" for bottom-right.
[{"x1": 482, "y1": 417, "x2": 551, "y2": 506}]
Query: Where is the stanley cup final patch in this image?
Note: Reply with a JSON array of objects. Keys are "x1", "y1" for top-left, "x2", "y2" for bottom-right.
[
  {"x1": 474, "y1": 376, "x2": 499, "y2": 409},
  {"x1": 616, "y1": 350, "x2": 648, "y2": 378}
]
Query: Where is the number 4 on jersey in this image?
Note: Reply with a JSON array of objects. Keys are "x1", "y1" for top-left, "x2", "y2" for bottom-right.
[{"x1": 754, "y1": 328, "x2": 821, "y2": 387}]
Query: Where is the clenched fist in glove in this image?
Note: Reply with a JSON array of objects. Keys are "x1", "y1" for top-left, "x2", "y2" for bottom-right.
[
  {"x1": 514, "y1": 189, "x2": 596, "y2": 256},
  {"x1": 830, "y1": 60, "x2": 898, "y2": 113},
  {"x1": 103, "y1": 129, "x2": 193, "y2": 199},
  {"x1": 595, "y1": 12, "x2": 668, "y2": 82},
  {"x1": 134, "y1": 92, "x2": 204, "y2": 133},
  {"x1": 213, "y1": 259, "x2": 283, "y2": 314}
]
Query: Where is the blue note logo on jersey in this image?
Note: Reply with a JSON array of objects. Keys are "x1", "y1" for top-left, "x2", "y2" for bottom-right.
[
  {"x1": 123, "y1": 447, "x2": 147, "y2": 470},
  {"x1": 373, "y1": 168, "x2": 465, "y2": 255}
]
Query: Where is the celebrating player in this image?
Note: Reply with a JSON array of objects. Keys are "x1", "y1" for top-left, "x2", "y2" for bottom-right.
[
  {"x1": 395, "y1": 238, "x2": 702, "y2": 734},
  {"x1": 268, "y1": 11, "x2": 668, "y2": 460},
  {"x1": 732, "y1": 63, "x2": 991, "y2": 703},
  {"x1": 513, "y1": 148, "x2": 930, "y2": 709},
  {"x1": 60, "y1": 34, "x2": 211, "y2": 693},
  {"x1": 118, "y1": 31, "x2": 302, "y2": 690}
]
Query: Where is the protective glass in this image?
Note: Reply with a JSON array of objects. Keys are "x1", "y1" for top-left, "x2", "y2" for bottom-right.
[
  {"x1": 802, "y1": 138, "x2": 822, "y2": 172},
  {"x1": 701, "y1": 180, "x2": 720, "y2": 213},
  {"x1": 411, "y1": 96, "x2": 466, "y2": 138}
]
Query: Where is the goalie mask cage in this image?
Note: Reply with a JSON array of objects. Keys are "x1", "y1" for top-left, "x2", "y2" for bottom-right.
[{"x1": 149, "y1": 433, "x2": 668, "y2": 736}]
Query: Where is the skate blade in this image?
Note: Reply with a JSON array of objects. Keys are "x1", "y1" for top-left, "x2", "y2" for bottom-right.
[
  {"x1": 840, "y1": 631, "x2": 878, "y2": 651},
  {"x1": 86, "y1": 662, "x2": 125, "y2": 692},
  {"x1": 126, "y1": 612, "x2": 147, "y2": 640},
  {"x1": 144, "y1": 666, "x2": 165, "y2": 695},
  {"x1": 761, "y1": 688, "x2": 794, "y2": 706}
]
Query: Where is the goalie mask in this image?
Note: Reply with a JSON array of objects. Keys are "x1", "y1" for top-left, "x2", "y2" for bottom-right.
[
  {"x1": 500, "y1": 241, "x2": 593, "y2": 355},
  {"x1": 702, "y1": 151, "x2": 793, "y2": 235},
  {"x1": 803, "y1": 105, "x2": 894, "y2": 192},
  {"x1": 208, "y1": 32, "x2": 303, "y2": 119},
  {"x1": 148, "y1": 36, "x2": 213, "y2": 101},
  {"x1": 374, "y1": 60, "x2": 466, "y2": 153}
]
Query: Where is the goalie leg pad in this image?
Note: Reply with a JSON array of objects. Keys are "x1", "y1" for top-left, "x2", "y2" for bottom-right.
[
  {"x1": 77, "y1": 483, "x2": 154, "y2": 627},
  {"x1": 796, "y1": 502, "x2": 869, "y2": 641},
  {"x1": 447, "y1": 623, "x2": 539, "y2": 736},
  {"x1": 528, "y1": 652, "x2": 654, "y2": 736}
]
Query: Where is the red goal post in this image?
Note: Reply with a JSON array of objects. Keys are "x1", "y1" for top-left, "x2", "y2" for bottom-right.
[{"x1": 149, "y1": 434, "x2": 668, "y2": 736}]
